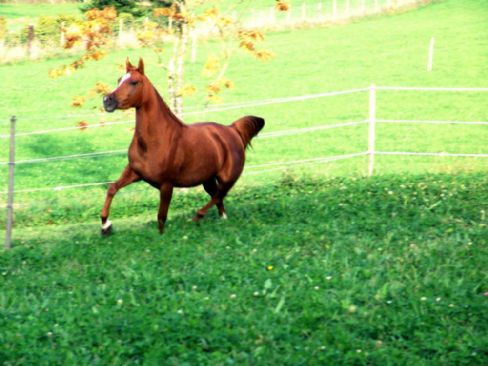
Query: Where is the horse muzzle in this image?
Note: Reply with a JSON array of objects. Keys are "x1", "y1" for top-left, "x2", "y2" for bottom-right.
[{"x1": 103, "y1": 94, "x2": 118, "y2": 113}]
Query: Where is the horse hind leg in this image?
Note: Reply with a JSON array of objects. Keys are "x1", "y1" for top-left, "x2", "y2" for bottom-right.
[
  {"x1": 202, "y1": 178, "x2": 227, "y2": 219},
  {"x1": 194, "y1": 179, "x2": 234, "y2": 222}
]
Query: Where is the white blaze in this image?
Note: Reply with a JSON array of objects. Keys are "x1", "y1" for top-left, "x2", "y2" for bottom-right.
[{"x1": 118, "y1": 72, "x2": 131, "y2": 87}]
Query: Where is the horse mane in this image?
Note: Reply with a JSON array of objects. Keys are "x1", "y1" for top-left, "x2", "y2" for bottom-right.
[
  {"x1": 151, "y1": 86, "x2": 185, "y2": 126},
  {"x1": 134, "y1": 68, "x2": 185, "y2": 127}
]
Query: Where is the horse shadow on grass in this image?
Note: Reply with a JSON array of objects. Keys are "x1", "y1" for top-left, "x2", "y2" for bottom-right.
[{"x1": 12, "y1": 171, "x2": 487, "y2": 250}]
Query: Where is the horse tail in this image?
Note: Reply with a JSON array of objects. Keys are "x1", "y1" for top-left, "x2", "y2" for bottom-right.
[{"x1": 231, "y1": 115, "x2": 265, "y2": 148}]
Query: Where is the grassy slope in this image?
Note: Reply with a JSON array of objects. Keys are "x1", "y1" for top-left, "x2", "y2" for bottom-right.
[
  {"x1": 1, "y1": 173, "x2": 487, "y2": 365},
  {"x1": 0, "y1": 0, "x2": 487, "y2": 217}
]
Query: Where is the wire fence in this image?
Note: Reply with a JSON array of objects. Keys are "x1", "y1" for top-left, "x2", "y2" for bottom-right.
[{"x1": 2, "y1": 84, "x2": 488, "y2": 248}]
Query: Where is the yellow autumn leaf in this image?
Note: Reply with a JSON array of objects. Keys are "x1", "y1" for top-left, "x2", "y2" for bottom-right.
[
  {"x1": 207, "y1": 94, "x2": 223, "y2": 104},
  {"x1": 222, "y1": 78, "x2": 234, "y2": 89},
  {"x1": 255, "y1": 50, "x2": 274, "y2": 61},
  {"x1": 71, "y1": 96, "x2": 85, "y2": 107},
  {"x1": 204, "y1": 7, "x2": 219, "y2": 18},
  {"x1": 154, "y1": 7, "x2": 172, "y2": 17},
  {"x1": 76, "y1": 121, "x2": 89, "y2": 131},
  {"x1": 202, "y1": 56, "x2": 220, "y2": 78},
  {"x1": 276, "y1": 1, "x2": 290, "y2": 11},
  {"x1": 179, "y1": 84, "x2": 197, "y2": 97},
  {"x1": 94, "y1": 81, "x2": 111, "y2": 95},
  {"x1": 207, "y1": 82, "x2": 221, "y2": 95}
]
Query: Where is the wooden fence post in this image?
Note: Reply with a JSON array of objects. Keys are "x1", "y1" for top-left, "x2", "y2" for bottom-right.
[
  {"x1": 60, "y1": 21, "x2": 65, "y2": 47},
  {"x1": 5, "y1": 116, "x2": 16, "y2": 250},
  {"x1": 27, "y1": 24, "x2": 34, "y2": 57},
  {"x1": 118, "y1": 18, "x2": 124, "y2": 44},
  {"x1": 368, "y1": 85, "x2": 376, "y2": 177}
]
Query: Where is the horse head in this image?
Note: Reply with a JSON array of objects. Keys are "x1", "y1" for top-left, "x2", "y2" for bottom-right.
[{"x1": 103, "y1": 58, "x2": 147, "y2": 112}]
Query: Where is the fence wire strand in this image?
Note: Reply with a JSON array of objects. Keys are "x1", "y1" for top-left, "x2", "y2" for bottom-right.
[
  {"x1": 0, "y1": 152, "x2": 367, "y2": 195},
  {"x1": 0, "y1": 87, "x2": 368, "y2": 139},
  {"x1": 2, "y1": 85, "x2": 488, "y2": 199},
  {"x1": 0, "y1": 121, "x2": 366, "y2": 166}
]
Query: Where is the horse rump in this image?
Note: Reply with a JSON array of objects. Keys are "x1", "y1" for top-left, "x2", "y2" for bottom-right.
[{"x1": 231, "y1": 115, "x2": 265, "y2": 148}]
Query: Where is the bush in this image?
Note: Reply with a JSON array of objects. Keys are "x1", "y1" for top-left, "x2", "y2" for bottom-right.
[
  {"x1": 36, "y1": 16, "x2": 60, "y2": 45},
  {"x1": 116, "y1": 12, "x2": 135, "y2": 33},
  {"x1": 32, "y1": 15, "x2": 84, "y2": 46},
  {"x1": 81, "y1": 0, "x2": 172, "y2": 18}
]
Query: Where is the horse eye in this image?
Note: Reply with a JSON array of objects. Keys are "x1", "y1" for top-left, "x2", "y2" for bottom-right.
[{"x1": 130, "y1": 80, "x2": 139, "y2": 86}]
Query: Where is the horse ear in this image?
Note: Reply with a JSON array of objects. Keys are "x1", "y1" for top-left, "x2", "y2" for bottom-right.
[
  {"x1": 126, "y1": 57, "x2": 134, "y2": 72},
  {"x1": 138, "y1": 58, "x2": 145, "y2": 75}
]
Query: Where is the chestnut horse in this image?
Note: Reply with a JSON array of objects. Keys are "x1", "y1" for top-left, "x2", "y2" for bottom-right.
[{"x1": 100, "y1": 58, "x2": 264, "y2": 235}]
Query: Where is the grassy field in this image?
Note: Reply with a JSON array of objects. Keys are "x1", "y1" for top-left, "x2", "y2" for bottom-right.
[
  {"x1": 1, "y1": 173, "x2": 487, "y2": 365},
  {"x1": 1, "y1": 0, "x2": 488, "y2": 364}
]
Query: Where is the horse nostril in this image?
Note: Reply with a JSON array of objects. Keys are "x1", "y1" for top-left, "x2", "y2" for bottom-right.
[{"x1": 103, "y1": 94, "x2": 118, "y2": 112}]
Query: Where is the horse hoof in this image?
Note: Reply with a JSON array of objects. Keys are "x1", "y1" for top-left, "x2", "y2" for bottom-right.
[
  {"x1": 221, "y1": 213, "x2": 228, "y2": 220},
  {"x1": 101, "y1": 220, "x2": 112, "y2": 236},
  {"x1": 192, "y1": 214, "x2": 203, "y2": 222}
]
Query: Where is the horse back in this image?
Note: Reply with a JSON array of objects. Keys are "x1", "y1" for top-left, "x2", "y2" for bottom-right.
[{"x1": 176, "y1": 122, "x2": 245, "y2": 184}]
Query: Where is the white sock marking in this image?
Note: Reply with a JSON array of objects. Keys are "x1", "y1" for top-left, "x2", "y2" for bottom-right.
[
  {"x1": 221, "y1": 213, "x2": 228, "y2": 220},
  {"x1": 102, "y1": 220, "x2": 112, "y2": 230}
]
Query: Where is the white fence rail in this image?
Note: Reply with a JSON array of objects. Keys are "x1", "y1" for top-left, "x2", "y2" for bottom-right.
[{"x1": 3, "y1": 84, "x2": 488, "y2": 248}]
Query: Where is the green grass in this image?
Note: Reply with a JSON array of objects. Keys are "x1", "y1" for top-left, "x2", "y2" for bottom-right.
[
  {"x1": 1, "y1": 173, "x2": 487, "y2": 365},
  {"x1": 0, "y1": 3, "x2": 81, "y2": 19},
  {"x1": 0, "y1": 2, "x2": 82, "y2": 32},
  {"x1": 1, "y1": 1, "x2": 488, "y2": 364}
]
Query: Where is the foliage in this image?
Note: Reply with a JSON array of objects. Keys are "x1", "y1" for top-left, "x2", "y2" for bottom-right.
[
  {"x1": 0, "y1": 16, "x2": 6, "y2": 41},
  {"x1": 49, "y1": 1, "x2": 282, "y2": 114},
  {"x1": 48, "y1": 7, "x2": 117, "y2": 78},
  {"x1": 35, "y1": 16, "x2": 59, "y2": 44},
  {"x1": 80, "y1": 0, "x2": 172, "y2": 18},
  {"x1": 29, "y1": 15, "x2": 82, "y2": 45}
]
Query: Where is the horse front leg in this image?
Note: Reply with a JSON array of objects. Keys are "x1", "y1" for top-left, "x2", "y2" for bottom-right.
[
  {"x1": 100, "y1": 165, "x2": 140, "y2": 236},
  {"x1": 158, "y1": 183, "x2": 174, "y2": 234}
]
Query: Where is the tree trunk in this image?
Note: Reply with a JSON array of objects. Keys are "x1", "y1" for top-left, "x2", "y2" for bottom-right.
[
  {"x1": 175, "y1": 21, "x2": 188, "y2": 117},
  {"x1": 167, "y1": 2, "x2": 189, "y2": 118}
]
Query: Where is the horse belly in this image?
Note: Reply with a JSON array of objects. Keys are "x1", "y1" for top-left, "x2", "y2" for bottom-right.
[{"x1": 172, "y1": 159, "x2": 219, "y2": 188}]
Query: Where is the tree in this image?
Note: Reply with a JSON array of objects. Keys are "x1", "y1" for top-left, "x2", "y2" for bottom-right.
[{"x1": 51, "y1": 1, "x2": 289, "y2": 117}]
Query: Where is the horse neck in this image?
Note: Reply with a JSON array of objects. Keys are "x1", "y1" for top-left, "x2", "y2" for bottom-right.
[{"x1": 135, "y1": 82, "x2": 184, "y2": 139}]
